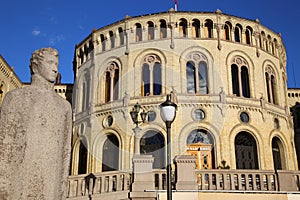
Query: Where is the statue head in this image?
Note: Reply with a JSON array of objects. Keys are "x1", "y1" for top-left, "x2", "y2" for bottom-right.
[{"x1": 30, "y1": 47, "x2": 59, "y2": 83}]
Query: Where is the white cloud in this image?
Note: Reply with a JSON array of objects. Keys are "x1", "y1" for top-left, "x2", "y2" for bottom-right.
[
  {"x1": 32, "y1": 28, "x2": 41, "y2": 36},
  {"x1": 49, "y1": 34, "x2": 65, "y2": 45}
]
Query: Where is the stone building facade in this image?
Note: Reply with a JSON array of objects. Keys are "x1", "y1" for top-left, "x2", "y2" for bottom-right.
[
  {"x1": 0, "y1": 55, "x2": 22, "y2": 107},
  {"x1": 71, "y1": 9, "x2": 297, "y2": 177}
]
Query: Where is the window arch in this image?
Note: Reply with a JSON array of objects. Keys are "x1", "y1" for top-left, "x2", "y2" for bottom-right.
[
  {"x1": 272, "y1": 137, "x2": 286, "y2": 170},
  {"x1": 148, "y1": 21, "x2": 155, "y2": 40},
  {"x1": 186, "y1": 52, "x2": 208, "y2": 94},
  {"x1": 235, "y1": 132, "x2": 259, "y2": 169},
  {"x1": 118, "y1": 27, "x2": 125, "y2": 46},
  {"x1": 261, "y1": 31, "x2": 267, "y2": 50},
  {"x1": 140, "y1": 130, "x2": 165, "y2": 169},
  {"x1": 224, "y1": 21, "x2": 232, "y2": 41},
  {"x1": 102, "y1": 134, "x2": 119, "y2": 172},
  {"x1": 204, "y1": 19, "x2": 213, "y2": 38},
  {"x1": 0, "y1": 83, "x2": 4, "y2": 103},
  {"x1": 186, "y1": 129, "x2": 215, "y2": 169},
  {"x1": 142, "y1": 54, "x2": 162, "y2": 96},
  {"x1": 160, "y1": 19, "x2": 167, "y2": 38},
  {"x1": 245, "y1": 26, "x2": 253, "y2": 45},
  {"x1": 135, "y1": 23, "x2": 142, "y2": 42},
  {"x1": 231, "y1": 57, "x2": 250, "y2": 98},
  {"x1": 234, "y1": 24, "x2": 242, "y2": 43},
  {"x1": 100, "y1": 34, "x2": 106, "y2": 51},
  {"x1": 265, "y1": 65, "x2": 277, "y2": 104},
  {"x1": 109, "y1": 31, "x2": 115, "y2": 49},
  {"x1": 192, "y1": 19, "x2": 200, "y2": 38},
  {"x1": 78, "y1": 141, "x2": 88, "y2": 174},
  {"x1": 104, "y1": 62, "x2": 119, "y2": 102},
  {"x1": 179, "y1": 18, "x2": 188, "y2": 37}
]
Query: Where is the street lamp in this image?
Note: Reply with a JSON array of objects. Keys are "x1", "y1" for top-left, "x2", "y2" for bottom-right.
[
  {"x1": 160, "y1": 94, "x2": 177, "y2": 200},
  {"x1": 130, "y1": 102, "x2": 148, "y2": 154}
]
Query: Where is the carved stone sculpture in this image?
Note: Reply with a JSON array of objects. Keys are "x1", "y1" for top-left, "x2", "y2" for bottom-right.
[{"x1": 0, "y1": 47, "x2": 72, "y2": 200}]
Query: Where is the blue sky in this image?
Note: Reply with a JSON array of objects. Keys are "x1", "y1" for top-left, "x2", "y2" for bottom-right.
[{"x1": 0, "y1": 0, "x2": 299, "y2": 87}]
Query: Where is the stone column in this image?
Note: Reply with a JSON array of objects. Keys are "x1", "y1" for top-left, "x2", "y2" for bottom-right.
[{"x1": 174, "y1": 155, "x2": 198, "y2": 190}]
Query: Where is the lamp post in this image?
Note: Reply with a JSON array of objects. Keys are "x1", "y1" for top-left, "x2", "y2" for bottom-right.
[
  {"x1": 130, "y1": 102, "x2": 148, "y2": 155},
  {"x1": 160, "y1": 94, "x2": 177, "y2": 200}
]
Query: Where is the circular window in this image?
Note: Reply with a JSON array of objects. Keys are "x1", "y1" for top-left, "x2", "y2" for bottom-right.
[
  {"x1": 240, "y1": 112, "x2": 249, "y2": 123},
  {"x1": 274, "y1": 118, "x2": 280, "y2": 129},
  {"x1": 104, "y1": 115, "x2": 113, "y2": 127},
  {"x1": 147, "y1": 110, "x2": 156, "y2": 122},
  {"x1": 193, "y1": 109, "x2": 205, "y2": 121}
]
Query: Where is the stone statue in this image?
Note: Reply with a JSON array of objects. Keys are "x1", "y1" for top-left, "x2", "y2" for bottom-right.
[{"x1": 0, "y1": 47, "x2": 72, "y2": 200}]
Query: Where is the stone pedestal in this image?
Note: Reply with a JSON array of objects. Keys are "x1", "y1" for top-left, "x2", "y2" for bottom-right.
[
  {"x1": 130, "y1": 155, "x2": 156, "y2": 199},
  {"x1": 174, "y1": 155, "x2": 198, "y2": 190}
]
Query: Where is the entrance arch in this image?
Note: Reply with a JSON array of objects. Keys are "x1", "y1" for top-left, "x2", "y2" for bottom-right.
[
  {"x1": 140, "y1": 130, "x2": 165, "y2": 169},
  {"x1": 186, "y1": 129, "x2": 215, "y2": 169},
  {"x1": 102, "y1": 134, "x2": 119, "y2": 172},
  {"x1": 272, "y1": 137, "x2": 285, "y2": 170},
  {"x1": 235, "y1": 132, "x2": 259, "y2": 169}
]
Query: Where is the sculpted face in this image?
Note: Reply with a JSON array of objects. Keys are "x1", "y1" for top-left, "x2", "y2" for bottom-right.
[{"x1": 36, "y1": 52, "x2": 58, "y2": 83}]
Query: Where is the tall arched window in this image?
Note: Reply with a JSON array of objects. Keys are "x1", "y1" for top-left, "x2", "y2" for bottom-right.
[
  {"x1": 265, "y1": 66, "x2": 277, "y2": 104},
  {"x1": 104, "y1": 62, "x2": 120, "y2": 102},
  {"x1": 100, "y1": 34, "x2": 106, "y2": 51},
  {"x1": 140, "y1": 131, "x2": 165, "y2": 169},
  {"x1": 224, "y1": 21, "x2": 232, "y2": 41},
  {"x1": 0, "y1": 83, "x2": 4, "y2": 103},
  {"x1": 136, "y1": 23, "x2": 142, "y2": 42},
  {"x1": 234, "y1": 24, "x2": 242, "y2": 43},
  {"x1": 235, "y1": 132, "x2": 259, "y2": 169},
  {"x1": 102, "y1": 134, "x2": 119, "y2": 172},
  {"x1": 272, "y1": 137, "x2": 285, "y2": 170},
  {"x1": 231, "y1": 57, "x2": 250, "y2": 98},
  {"x1": 261, "y1": 31, "x2": 267, "y2": 50},
  {"x1": 179, "y1": 18, "x2": 188, "y2": 37},
  {"x1": 192, "y1": 19, "x2": 200, "y2": 38},
  {"x1": 78, "y1": 141, "x2": 88, "y2": 174},
  {"x1": 186, "y1": 52, "x2": 208, "y2": 94},
  {"x1": 245, "y1": 26, "x2": 253, "y2": 45},
  {"x1": 118, "y1": 27, "x2": 125, "y2": 46},
  {"x1": 109, "y1": 31, "x2": 115, "y2": 49},
  {"x1": 204, "y1": 19, "x2": 213, "y2": 38},
  {"x1": 160, "y1": 19, "x2": 167, "y2": 39},
  {"x1": 141, "y1": 55, "x2": 162, "y2": 96},
  {"x1": 148, "y1": 21, "x2": 154, "y2": 40}
]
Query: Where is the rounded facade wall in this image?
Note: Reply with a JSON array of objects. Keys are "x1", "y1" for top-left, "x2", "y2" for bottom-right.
[{"x1": 71, "y1": 11, "x2": 296, "y2": 175}]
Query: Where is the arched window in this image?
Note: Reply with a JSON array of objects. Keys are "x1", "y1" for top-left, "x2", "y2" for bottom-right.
[
  {"x1": 192, "y1": 19, "x2": 200, "y2": 38},
  {"x1": 234, "y1": 24, "x2": 242, "y2": 43},
  {"x1": 148, "y1": 21, "x2": 155, "y2": 40},
  {"x1": 78, "y1": 141, "x2": 88, "y2": 174},
  {"x1": 135, "y1": 23, "x2": 142, "y2": 42},
  {"x1": 245, "y1": 26, "x2": 253, "y2": 45},
  {"x1": 104, "y1": 62, "x2": 119, "y2": 102},
  {"x1": 0, "y1": 83, "x2": 4, "y2": 103},
  {"x1": 204, "y1": 19, "x2": 213, "y2": 38},
  {"x1": 265, "y1": 66, "x2": 277, "y2": 104},
  {"x1": 186, "y1": 129, "x2": 215, "y2": 169},
  {"x1": 261, "y1": 31, "x2": 267, "y2": 50},
  {"x1": 267, "y1": 35, "x2": 273, "y2": 54},
  {"x1": 272, "y1": 137, "x2": 285, "y2": 170},
  {"x1": 160, "y1": 19, "x2": 167, "y2": 38},
  {"x1": 102, "y1": 134, "x2": 119, "y2": 172},
  {"x1": 186, "y1": 52, "x2": 208, "y2": 94},
  {"x1": 82, "y1": 81, "x2": 87, "y2": 111},
  {"x1": 141, "y1": 55, "x2": 162, "y2": 96},
  {"x1": 235, "y1": 132, "x2": 259, "y2": 169},
  {"x1": 100, "y1": 34, "x2": 106, "y2": 51},
  {"x1": 224, "y1": 21, "x2": 232, "y2": 41},
  {"x1": 231, "y1": 57, "x2": 250, "y2": 98},
  {"x1": 109, "y1": 31, "x2": 115, "y2": 49},
  {"x1": 118, "y1": 27, "x2": 125, "y2": 46},
  {"x1": 179, "y1": 18, "x2": 188, "y2": 37},
  {"x1": 140, "y1": 131, "x2": 165, "y2": 169}
]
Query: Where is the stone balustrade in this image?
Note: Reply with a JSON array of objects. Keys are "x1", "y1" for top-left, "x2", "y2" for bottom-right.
[
  {"x1": 67, "y1": 171, "x2": 131, "y2": 199},
  {"x1": 67, "y1": 156, "x2": 300, "y2": 199}
]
